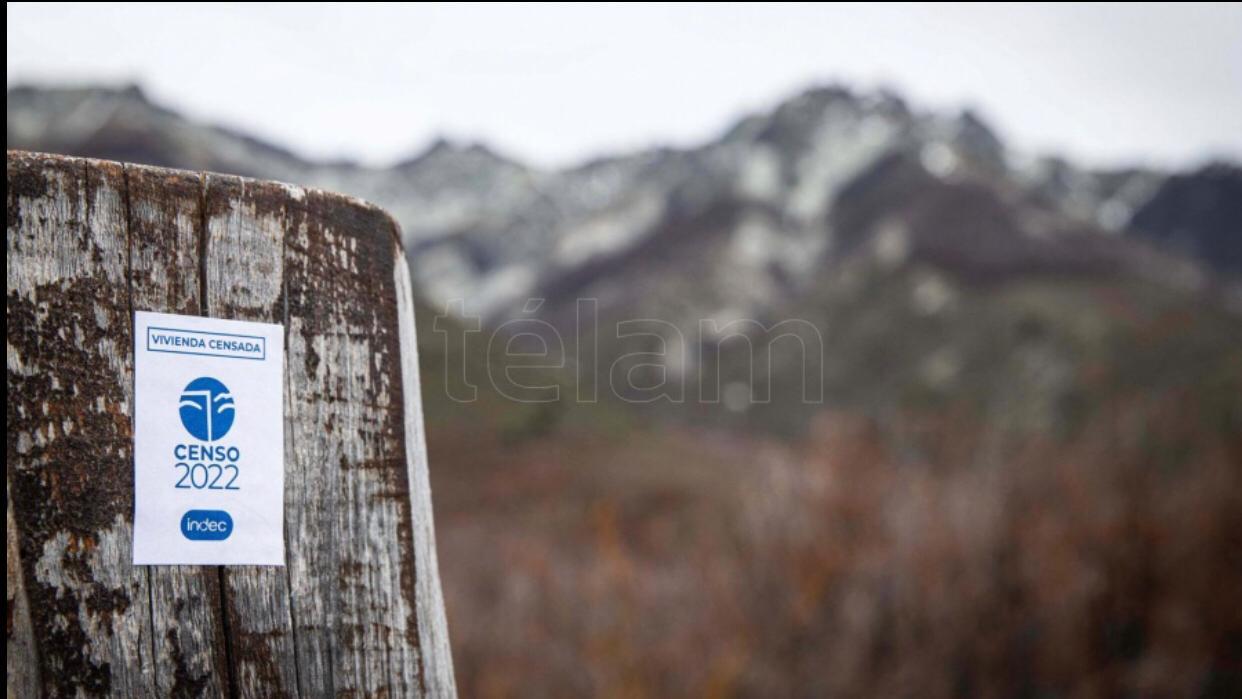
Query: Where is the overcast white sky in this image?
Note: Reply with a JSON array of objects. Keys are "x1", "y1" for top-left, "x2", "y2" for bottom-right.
[{"x1": 8, "y1": 3, "x2": 1242, "y2": 169}]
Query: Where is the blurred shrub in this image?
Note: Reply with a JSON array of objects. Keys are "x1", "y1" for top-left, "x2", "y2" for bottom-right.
[{"x1": 432, "y1": 396, "x2": 1241, "y2": 697}]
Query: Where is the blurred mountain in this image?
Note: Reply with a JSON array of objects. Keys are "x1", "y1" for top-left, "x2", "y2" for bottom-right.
[
  {"x1": 8, "y1": 84, "x2": 1239, "y2": 318},
  {"x1": 10, "y1": 82, "x2": 1239, "y2": 440},
  {"x1": 1127, "y1": 163, "x2": 1242, "y2": 276},
  {"x1": 7, "y1": 84, "x2": 316, "y2": 176}
]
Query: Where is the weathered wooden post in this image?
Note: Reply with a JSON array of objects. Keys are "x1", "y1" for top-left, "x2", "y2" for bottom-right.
[{"x1": 7, "y1": 151, "x2": 456, "y2": 697}]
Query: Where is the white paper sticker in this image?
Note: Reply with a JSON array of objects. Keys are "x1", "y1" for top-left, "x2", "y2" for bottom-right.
[{"x1": 133, "y1": 311, "x2": 285, "y2": 565}]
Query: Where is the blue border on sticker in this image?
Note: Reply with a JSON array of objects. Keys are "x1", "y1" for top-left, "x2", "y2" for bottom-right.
[{"x1": 147, "y1": 326, "x2": 267, "y2": 361}]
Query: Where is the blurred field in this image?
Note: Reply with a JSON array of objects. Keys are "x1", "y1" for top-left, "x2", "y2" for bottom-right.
[
  {"x1": 429, "y1": 403, "x2": 1241, "y2": 696},
  {"x1": 421, "y1": 267, "x2": 1242, "y2": 696}
]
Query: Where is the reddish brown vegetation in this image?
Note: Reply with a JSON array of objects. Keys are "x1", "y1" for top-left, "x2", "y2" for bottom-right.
[{"x1": 430, "y1": 395, "x2": 1242, "y2": 697}]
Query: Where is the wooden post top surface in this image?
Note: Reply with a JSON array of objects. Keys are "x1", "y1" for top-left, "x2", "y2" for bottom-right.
[{"x1": 6, "y1": 150, "x2": 457, "y2": 698}]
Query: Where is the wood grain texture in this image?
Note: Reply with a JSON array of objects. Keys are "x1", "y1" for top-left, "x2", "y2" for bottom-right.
[
  {"x1": 394, "y1": 253, "x2": 458, "y2": 698},
  {"x1": 7, "y1": 151, "x2": 156, "y2": 696},
  {"x1": 126, "y1": 162, "x2": 230, "y2": 699},
  {"x1": 7, "y1": 151, "x2": 456, "y2": 697},
  {"x1": 7, "y1": 482, "x2": 40, "y2": 698},
  {"x1": 281, "y1": 188, "x2": 441, "y2": 696},
  {"x1": 203, "y1": 173, "x2": 300, "y2": 699}
]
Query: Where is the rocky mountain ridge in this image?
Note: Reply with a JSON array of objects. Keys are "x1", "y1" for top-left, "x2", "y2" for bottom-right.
[{"x1": 9, "y1": 83, "x2": 1239, "y2": 325}]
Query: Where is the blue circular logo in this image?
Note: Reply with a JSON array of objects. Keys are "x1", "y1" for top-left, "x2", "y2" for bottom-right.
[{"x1": 178, "y1": 377, "x2": 236, "y2": 441}]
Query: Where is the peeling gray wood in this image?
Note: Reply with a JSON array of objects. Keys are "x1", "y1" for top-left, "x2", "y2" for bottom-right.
[
  {"x1": 7, "y1": 151, "x2": 156, "y2": 696},
  {"x1": 7, "y1": 481, "x2": 40, "y2": 698},
  {"x1": 395, "y1": 252, "x2": 458, "y2": 698},
  {"x1": 8, "y1": 151, "x2": 456, "y2": 697},
  {"x1": 126, "y1": 162, "x2": 230, "y2": 699},
  {"x1": 282, "y1": 187, "x2": 435, "y2": 695},
  {"x1": 203, "y1": 173, "x2": 300, "y2": 699},
  {"x1": 281, "y1": 187, "x2": 344, "y2": 696}
]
